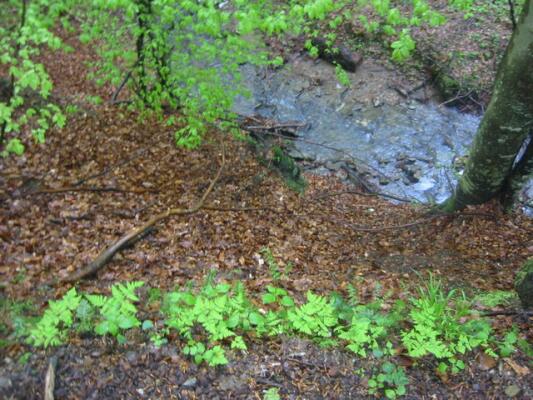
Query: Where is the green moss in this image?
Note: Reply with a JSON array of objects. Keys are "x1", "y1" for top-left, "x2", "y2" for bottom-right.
[{"x1": 272, "y1": 146, "x2": 307, "y2": 193}]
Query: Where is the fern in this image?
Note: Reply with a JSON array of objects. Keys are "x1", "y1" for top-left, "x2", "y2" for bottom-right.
[
  {"x1": 288, "y1": 291, "x2": 338, "y2": 337},
  {"x1": 87, "y1": 281, "x2": 144, "y2": 343},
  {"x1": 27, "y1": 288, "x2": 81, "y2": 347}
]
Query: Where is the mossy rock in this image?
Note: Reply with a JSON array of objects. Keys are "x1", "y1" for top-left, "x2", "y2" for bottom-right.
[
  {"x1": 515, "y1": 258, "x2": 533, "y2": 309},
  {"x1": 272, "y1": 146, "x2": 306, "y2": 193}
]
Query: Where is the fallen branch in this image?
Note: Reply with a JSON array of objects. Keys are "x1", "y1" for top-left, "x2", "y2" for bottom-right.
[
  {"x1": 312, "y1": 189, "x2": 414, "y2": 204},
  {"x1": 111, "y1": 69, "x2": 133, "y2": 103},
  {"x1": 481, "y1": 310, "x2": 533, "y2": 317},
  {"x1": 44, "y1": 356, "x2": 58, "y2": 400},
  {"x1": 58, "y1": 146, "x2": 225, "y2": 284},
  {"x1": 32, "y1": 186, "x2": 156, "y2": 195},
  {"x1": 72, "y1": 139, "x2": 162, "y2": 187},
  {"x1": 341, "y1": 215, "x2": 443, "y2": 232},
  {"x1": 245, "y1": 122, "x2": 307, "y2": 131}
]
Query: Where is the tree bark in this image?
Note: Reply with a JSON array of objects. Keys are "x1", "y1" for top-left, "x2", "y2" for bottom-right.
[
  {"x1": 441, "y1": 0, "x2": 533, "y2": 211},
  {"x1": 502, "y1": 133, "x2": 533, "y2": 208}
]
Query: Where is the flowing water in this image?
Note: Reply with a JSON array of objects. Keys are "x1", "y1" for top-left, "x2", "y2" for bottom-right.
[{"x1": 232, "y1": 56, "x2": 532, "y2": 214}]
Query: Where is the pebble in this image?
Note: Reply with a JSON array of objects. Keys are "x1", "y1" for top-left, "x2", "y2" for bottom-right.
[
  {"x1": 0, "y1": 376, "x2": 12, "y2": 389},
  {"x1": 182, "y1": 377, "x2": 197, "y2": 388},
  {"x1": 504, "y1": 385, "x2": 521, "y2": 398}
]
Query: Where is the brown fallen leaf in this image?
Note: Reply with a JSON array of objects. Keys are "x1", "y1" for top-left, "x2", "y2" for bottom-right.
[
  {"x1": 504, "y1": 358, "x2": 530, "y2": 376},
  {"x1": 477, "y1": 352, "x2": 497, "y2": 370}
]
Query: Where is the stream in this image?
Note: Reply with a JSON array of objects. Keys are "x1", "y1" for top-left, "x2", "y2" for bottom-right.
[{"x1": 233, "y1": 56, "x2": 532, "y2": 212}]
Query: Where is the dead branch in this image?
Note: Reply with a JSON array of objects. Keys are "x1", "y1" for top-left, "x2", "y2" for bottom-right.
[
  {"x1": 340, "y1": 215, "x2": 443, "y2": 232},
  {"x1": 111, "y1": 70, "x2": 133, "y2": 103},
  {"x1": 58, "y1": 146, "x2": 226, "y2": 284},
  {"x1": 73, "y1": 147, "x2": 150, "y2": 186},
  {"x1": 312, "y1": 189, "x2": 414, "y2": 204},
  {"x1": 32, "y1": 186, "x2": 156, "y2": 195},
  {"x1": 245, "y1": 122, "x2": 307, "y2": 131},
  {"x1": 251, "y1": 128, "x2": 399, "y2": 184},
  {"x1": 481, "y1": 310, "x2": 533, "y2": 317},
  {"x1": 203, "y1": 205, "x2": 276, "y2": 213},
  {"x1": 44, "y1": 356, "x2": 58, "y2": 400},
  {"x1": 334, "y1": 210, "x2": 495, "y2": 233}
]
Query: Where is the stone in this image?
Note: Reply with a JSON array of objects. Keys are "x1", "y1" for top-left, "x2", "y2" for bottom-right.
[
  {"x1": 0, "y1": 376, "x2": 12, "y2": 390},
  {"x1": 182, "y1": 377, "x2": 197, "y2": 388},
  {"x1": 515, "y1": 258, "x2": 533, "y2": 308},
  {"x1": 504, "y1": 384, "x2": 521, "y2": 397},
  {"x1": 310, "y1": 37, "x2": 363, "y2": 72}
]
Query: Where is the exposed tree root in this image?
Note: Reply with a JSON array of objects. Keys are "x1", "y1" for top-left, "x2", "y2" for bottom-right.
[{"x1": 56, "y1": 145, "x2": 226, "y2": 284}]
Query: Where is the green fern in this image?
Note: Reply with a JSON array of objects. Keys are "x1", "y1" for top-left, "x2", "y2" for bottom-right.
[
  {"x1": 87, "y1": 281, "x2": 144, "y2": 343},
  {"x1": 288, "y1": 291, "x2": 338, "y2": 337},
  {"x1": 27, "y1": 288, "x2": 81, "y2": 347}
]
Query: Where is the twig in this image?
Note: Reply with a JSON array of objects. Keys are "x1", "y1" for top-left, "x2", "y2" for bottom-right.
[
  {"x1": 203, "y1": 205, "x2": 276, "y2": 213},
  {"x1": 255, "y1": 378, "x2": 284, "y2": 388},
  {"x1": 481, "y1": 310, "x2": 533, "y2": 317},
  {"x1": 439, "y1": 89, "x2": 474, "y2": 107},
  {"x1": 253, "y1": 129, "x2": 398, "y2": 184},
  {"x1": 44, "y1": 356, "x2": 58, "y2": 400},
  {"x1": 57, "y1": 145, "x2": 226, "y2": 284},
  {"x1": 73, "y1": 147, "x2": 150, "y2": 186},
  {"x1": 31, "y1": 186, "x2": 156, "y2": 195},
  {"x1": 312, "y1": 189, "x2": 414, "y2": 204},
  {"x1": 245, "y1": 122, "x2": 307, "y2": 131},
  {"x1": 341, "y1": 215, "x2": 442, "y2": 232},
  {"x1": 334, "y1": 210, "x2": 494, "y2": 232},
  {"x1": 111, "y1": 70, "x2": 133, "y2": 103}
]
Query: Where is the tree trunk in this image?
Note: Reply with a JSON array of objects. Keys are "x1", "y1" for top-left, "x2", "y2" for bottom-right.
[
  {"x1": 502, "y1": 133, "x2": 533, "y2": 209},
  {"x1": 441, "y1": 0, "x2": 533, "y2": 211}
]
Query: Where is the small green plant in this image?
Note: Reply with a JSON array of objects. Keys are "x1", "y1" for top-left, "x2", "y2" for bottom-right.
[
  {"x1": 263, "y1": 387, "x2": 281, "y2": 400},
  {"x1": 162, "y1": 279, "x2": 257, "y2": 365},
  {"x1": 74, "y1": 298, "x2": 96, "y2": 334},
  {"x1": 183, "y1": 341, "x2": 228, "y2": 366},
  {"x1": 498, "y1": 326, "x2": 519, "y2": 357},
  {"x1": 28, "y1": 288, "x2": 82, "y2": 347},
  {"x1": 474, "y1": 290, "x2": 517, "y2": 308},
  {"x1": 86, "y1": 282, "x2": 144, "y2": 344},
  {"x1": 368, "y1": 362, "x2": 409, "y2": 399},
  {"x1": 261, "y1": 247, "x2": 293, "y2": 280},
  {"x1": 288, "y1": 291, "x2": 338, "y2": 338},
  {"x1": 401, "y1": 276, "x2": 492, "y2": 372},
  {"x1": 337, "y1": 300, "x2": 403, "y2": 357},
  {"x1": 335, "y1": 63, "x2": 351, "y2": 87},
  {"x1": 391, "y1": 29, "x2": 416, "y2": 62},
  {"x1": 0, "y1": 298, "x2": 36, "y2": 347}
]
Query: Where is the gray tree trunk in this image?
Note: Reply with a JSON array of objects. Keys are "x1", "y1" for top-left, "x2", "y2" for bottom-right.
[{"x1": 441, "y1": 0, "x2": 533, "y2": 211}]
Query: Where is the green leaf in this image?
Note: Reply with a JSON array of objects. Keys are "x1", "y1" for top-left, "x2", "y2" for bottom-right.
[
  {"x1": 142, "y1": 320, "x2": 154, "y2": 330},
  {"x1": 5, "y1": 138, "x2": 25, "y2": 155}
]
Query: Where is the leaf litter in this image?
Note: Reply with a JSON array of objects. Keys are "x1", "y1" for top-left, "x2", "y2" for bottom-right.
[{"x1": 0, "y1": 23, "x2": 532, "y2": 400}]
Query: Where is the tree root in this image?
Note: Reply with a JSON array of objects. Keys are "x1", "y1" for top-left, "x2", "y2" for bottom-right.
[{"x1": 56, "y1": 145, "x2": 225, "y2": 285}]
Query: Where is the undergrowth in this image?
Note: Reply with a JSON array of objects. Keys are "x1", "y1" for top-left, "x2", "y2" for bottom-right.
[{"x1": 5, "y1": 252, "x2": 530, "y2": 399}]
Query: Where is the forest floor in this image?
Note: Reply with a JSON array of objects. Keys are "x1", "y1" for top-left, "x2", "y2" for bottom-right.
[{"x1": 1, "y1": 2, "x2": 533, "y2": 399}]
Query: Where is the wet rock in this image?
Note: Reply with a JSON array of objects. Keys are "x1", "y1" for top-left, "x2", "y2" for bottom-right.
[
  {"x1": 515, "y1": 258, "x2": 533, "y2": 308},
  {"x1": 182, "y1": 377, "x2": 197, "y2": 388},
  {"x1": 379, "y1": 176, "x2": 390, "y2": 185},
  {"x1": 505, "y1": 384, "x2": 521, "y2": 397},
  {"x1": 218, "y1": 374, "x2": 248, "y2": 391},
  {"x1": 0, "y1": 376, "x2": 12, "y2": 390},
  {"x1": 311, "y1": 38, "x2": 362, "y2": 72},
  {"x1": 125, "y1": 351, "x2": 139, "y2": 365}
]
